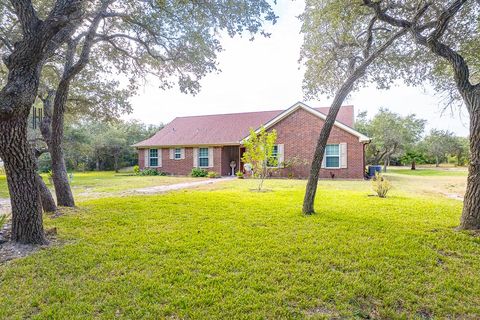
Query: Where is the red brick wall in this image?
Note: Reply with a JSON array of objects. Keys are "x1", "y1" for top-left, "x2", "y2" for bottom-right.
[
  {"x1": 269, "y1": 108, "x2": 365, "y2": 179},
  {"x1": 139, "y1": 147, "x2": 223, "y2": 176},
  {"x1": 137, "y1": 108, "x2": 365, "y2": 179}
]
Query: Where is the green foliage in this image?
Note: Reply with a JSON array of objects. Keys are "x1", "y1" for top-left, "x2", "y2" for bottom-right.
[
  {"x1": 422, "y1": 129, "x2": 458, "y2": 166},
  {"x1": 191, "y1": 168, "x2": 208, "y2": 177},
  {"x1": 62, "y1": 119, "x2": 163, "y2": 172},
  {"x1": 356, "y1": 109, "x2": 426, "y2": 166},
  {"x1": 133, "y1": 165, "x2": 140, "y2": 175},
  {"x1": 242, "y1": 126, "x2": 278, "y2": 190},
  {"x1": 372, "y1": 173, "x2": 392, "y2": 198},
  {"x1": 139, "y1": 169, "x2": 165, "y2": 176},
  {"x1": 400, "y1": 150, "x2": 428, "y2": 167},
  {"x1": 207, "y1": 171, "x2": 221, "y2": 179},
  {"x1": 0, "y1": 179, "x2": 478, "y2": 318},
  {"x1": 235, "y1": 171, "x2": 244, "y2": 179}
]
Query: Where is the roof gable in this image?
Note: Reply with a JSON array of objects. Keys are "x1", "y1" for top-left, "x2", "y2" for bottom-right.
[{"x1": 247, "y1": 102, "x2": 370, "y2": 143}]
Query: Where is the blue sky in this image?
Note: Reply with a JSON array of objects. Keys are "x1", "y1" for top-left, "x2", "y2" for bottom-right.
[{"x1": 126, "y1": 1, "x2": 470, "y2": 136}]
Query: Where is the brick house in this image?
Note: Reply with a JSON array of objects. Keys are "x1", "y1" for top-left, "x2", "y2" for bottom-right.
[{"x1": 133, "y1": 102, "x2": 370, "y2": 179}]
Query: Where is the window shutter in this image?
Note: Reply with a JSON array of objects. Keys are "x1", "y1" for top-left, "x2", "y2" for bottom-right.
[
  {"x1": 144, "y1": 149, "x2": 149, "y2": 168},
  {"x1": 158, "y1": 148, "x2": 162, "y2": 167},
  {"x1": 193, "y1": 148, "x2": 198, "y2": 167},
  {"x1": 208, "y1": 147, "x2": 214, "y2": 168},
  {"x1": 340, "y1": 143, "x2": 348, "y2": 168},
  {"x1": 169, "y1": 148, "x2": 174, "y2": 160},
  {"x1": 181, "y1": 148, "x2": 185, "y2": 159},
  {"x1": 278, "y1": 144, "x2": 285, "y2": 168}
]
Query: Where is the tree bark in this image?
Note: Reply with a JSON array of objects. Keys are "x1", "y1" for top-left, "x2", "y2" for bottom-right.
[
  {"x1": 37, "y1": 174, "x2": 57, "y2": 213},
  {"x1": 459, "y1": 94, "x2": 480, "y2": 230},
  {"x1": 0, "y1": 118, "x2": 46, "y2": 244},
  {"x1": 411, "y1": 160, "x2": 416, "y2": 170},
  {"x1": 303, "y1": 79, "x2": 358, "y2": 214}
]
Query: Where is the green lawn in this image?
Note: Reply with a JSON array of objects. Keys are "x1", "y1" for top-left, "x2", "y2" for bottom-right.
[
  {"x1": 0, "y1": 175, "x2": 7, "y2": 198},
  {"x1": 0, "y1": 172, "x2": 202, "y2": 200},
  {"x1": 1, "y1": 178, "x2": 479, "y2": 319},
  {"x1": 387, "y1": 167, "x2": 468, "y2": 177}
]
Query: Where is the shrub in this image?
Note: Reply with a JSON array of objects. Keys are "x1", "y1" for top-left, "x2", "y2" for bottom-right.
[
  {"x1": 236, "y1": 171, "x2": 244, "y2": 179},
  {"x1": 372, "y1": 173, "x2": 392, "y2": 198},
  {"x1": 133, "y1": 165, "x2": 140, "y2": 175},
  {"x1": 191, "y1": 168, "x2": 208, "y2": 177},
  {"x1": 140, "y1": 168, "x2": 159, "y2": 176},
  {"x1": 207, "y1": 171, "x2": 220, "y2": 178},
  {"x1": 0, "y1": 166, "x2": 5, "y2": 175}
]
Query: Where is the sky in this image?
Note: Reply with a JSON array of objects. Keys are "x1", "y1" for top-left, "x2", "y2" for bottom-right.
[{"x1": 126, "y1": 1, "x2": 470, "y2": 137}]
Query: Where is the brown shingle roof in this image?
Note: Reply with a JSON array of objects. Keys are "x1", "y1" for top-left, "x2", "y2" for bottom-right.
[{"x1": 134, "y1": 104, "x2": 356, "y2": 147}]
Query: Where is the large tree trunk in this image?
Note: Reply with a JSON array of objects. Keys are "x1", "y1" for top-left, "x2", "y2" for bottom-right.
[
  {"x1": 0, "y1": 118, "x2": 46, "y2": 244},
  {"x1": 51, "y1": 148, "x2": 75, "y2": 207},
  {"x1": 459, "y1": 97, "x2": 480, "y2": 230},
  {"x1": 49, "y1": 81, "x2": 75, "y2": 207},
  {"x1": 37, "y1": 174, "x2": 57, "y2": 213},
  {"x1": 411, "y1": 160, "x2": 416, "y2": 170},
  {"x1": 302, "y1": 29, "x2": 407, "y2": 214},
  {"x1": 303, "y1": 80, "x2": 356, "y2": 214}
]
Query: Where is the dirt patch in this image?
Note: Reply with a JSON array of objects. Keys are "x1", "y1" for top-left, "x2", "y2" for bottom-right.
[
  {"x1": 443, "y1": 193, "x2": 464, "y2": 201},
  {"x1": 131, "y1": 177, "x2": 232, "y2": 194},
  {"x1": 0, "y1": 222, "x2": 59, "y2": 263}
]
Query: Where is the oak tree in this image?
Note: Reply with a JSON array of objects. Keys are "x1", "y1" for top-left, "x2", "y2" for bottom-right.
[{"x1": 0, "y1": 0, "x2": 276, "y2": 243}]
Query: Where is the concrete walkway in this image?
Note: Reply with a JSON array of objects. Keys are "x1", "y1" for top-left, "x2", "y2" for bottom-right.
[
  {"x1": 132, "y1": 177, "x2": 233, "y2": 194},
  {"x1": 0, "y1": 198, "x2": 10, "y2": 216}
]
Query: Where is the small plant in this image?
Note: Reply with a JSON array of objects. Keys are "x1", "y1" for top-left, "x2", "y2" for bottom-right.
[
  {"x1": 207, "y1": 171, "x2": 220, "y2": 178},
  {"x1": 133, "y1": 165, "x2": 140, "y2": 175},
  {"x1": 191, "y1": 168, "x2": 208, "y2": 177},
  {"x1": 47, "y1": 170, "x2": 54, "y2": 185},
  {"x1": 140, "y1": 168, "x2": 159, "y2": 176},
  {"x1": 242, "y1": 126, "x2": 278, "y2": 191},
  {"x1": 372, "y1": 173, "x2": 392, "y2": 198},
  {"x1": 236, "y1": 171, "x2": 244, "y2": 179}
]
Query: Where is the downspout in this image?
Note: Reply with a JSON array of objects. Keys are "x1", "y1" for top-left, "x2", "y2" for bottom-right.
[{"x1": 363, "y1": 139, "x2": 372, "y2": 179}]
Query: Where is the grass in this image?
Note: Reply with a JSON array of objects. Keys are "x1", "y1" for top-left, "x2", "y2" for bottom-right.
[
  {"x1": 0, "y1": 171, "x2": 202, "y2": 200},
  {"x1": 1, "y1": 178, "x2": 479, "y2": 319},
  {"x1": 387, "y1": 166, "x2": 468, "y2": 177},
  {"x1": 0, "y1": 175, "x2": 7, "y2": 198}
]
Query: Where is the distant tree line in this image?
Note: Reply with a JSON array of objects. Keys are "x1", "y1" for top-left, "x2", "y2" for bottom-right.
[
  {"x1": 36, "y1": 119, "x2": 162, "y2": 173},
  {"x1": 356, "y1": 109, "x2": 469, "y2": 171}
]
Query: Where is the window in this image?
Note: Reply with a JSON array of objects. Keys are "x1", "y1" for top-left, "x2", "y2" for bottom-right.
[
  {"x1": 149, "y1": 149, "x2": 159, "y2": 167},
  {"x1": 325, "y1": 144, "x2": 340, "y2": 168},
  {"x1": 174, "y1": 148, "x2": 182, "y2": 159},
  {"x1": 199, "y1": 147, "x2": 209, "y2": 167},
  {"x1": 267, "y1": 145, "x2": 279, "y2": 167}
]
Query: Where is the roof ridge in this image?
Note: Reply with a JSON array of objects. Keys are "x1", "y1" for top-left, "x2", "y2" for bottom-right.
[{"x1": 170, "y1": 105, "x2": 354, "y2": 120}]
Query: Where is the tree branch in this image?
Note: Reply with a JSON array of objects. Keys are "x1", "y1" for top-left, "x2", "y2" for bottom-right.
[{"x1": 10, "y1": 0, "x2": 40, "y2": 37}]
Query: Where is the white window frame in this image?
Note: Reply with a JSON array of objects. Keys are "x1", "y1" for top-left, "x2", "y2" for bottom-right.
[
  {"x1": 174, "y1": 148, "x2": 182, "y2": 160},
  {"x1": 325, "y1": 144, "x2": 340, "y2": 169},
  {"x1": 149, "y1": 149, "x2": 159, "y2": 167},
  {"x1": 198, "y1": 147, "x2": 209, "y2": 168},
  {"x1": 267, "y1": 145, "x2": 279, "y2": 168}
]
